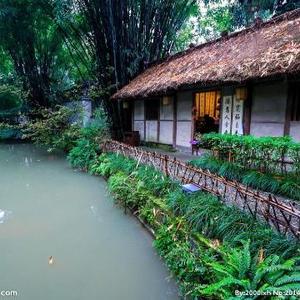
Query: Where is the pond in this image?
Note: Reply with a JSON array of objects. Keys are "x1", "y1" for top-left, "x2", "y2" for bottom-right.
[{"x1": 0, "y1": 143, "x2": 178, "y2": 300}]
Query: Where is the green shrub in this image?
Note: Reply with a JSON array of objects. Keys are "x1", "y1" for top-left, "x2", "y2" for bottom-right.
[
  {"x1": 190, "y1": 155, "x2": 300, "y2": 201},
  {"x1": 67, "y1": 107, "x2": 110, "y2": 169},
  {"x1": 153, "y1": 224, "x2": 207, "y2": 296},
  {"x1": 97, "y1": 152, "x2": 300, "y2": 299},
  {"x1": 166, "y1": 190, "x2": 298, "y2": 258},
  {"x1": 90, "y1": 153, "x2": 136, "y2": 177},
  {"x1": 23, "y1": 105, "x2": 81, "y2": 151},
  {"x1": 89, "y1": 154, "x2": 113, "y2": 177},
  {"x1": 218, "y1": 161, "x2": 244, "y2": 181},
  {"x1": 108, "y1": 172, "x2": 155, "y2": 209},
  {"x1": 67, "y1": 138, "x2": 99, "y2": 170},
  {"x1": 280, "y1": 179, "x2": 300, "y2": 201},
  {"x1": 90, "y1": 152, "x2": 176, "y2": 197},
  {"x1": 80, "y1": 106, "x2": 110, "y2": 142},
  {"x1": 242, "y1": 171, "x2": 280, "y2": 194},
  {"x1": 0, "y1": 122, "x2": 21, "y2": 140},
  {"x1": 98, "y1": 152, "x2": 298, "y2": 259},
  {"x1": 200, "y1": 133, "x2": 299, "y2": 175},
  {"x1": 135, "y1": 165, "x2": 177, "y2": 197},
  {"x1": 200, "y1": 241, "x2": 300, "y2": 299},
  {"x1": 0, "y1": 84, "x2": 22, "y2": 114},
  {"x1": 23, "y1": 104, "x2": 110, "y2": 154},
  {"x1": 190, "y1": 154, "x2": 221, "y2": 173}
]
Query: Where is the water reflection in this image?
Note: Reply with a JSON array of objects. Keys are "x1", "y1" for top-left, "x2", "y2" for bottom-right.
[
  {"x1": 0, "y1": 209, "x2": 12, "y2": 224},
  {"x1": 24, "y1": 156, "x2": 33, "y2": 167},
  {"x1": 0, "y1": 143, "x2": 178, "y2": 300}
]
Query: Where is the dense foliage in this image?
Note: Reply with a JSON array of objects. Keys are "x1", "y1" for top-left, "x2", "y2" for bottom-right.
[
  {"x1": 178, "y1": 0, "x2": 300, "y2": 48},
  {"x1": 0, "y1": 122, "x2": 21, "y2": 140},
  {"x1": 18, "y1": 103, "x2": 300, "y2": 298},
  {"x1": 0, "y1": 85, "x2": 22, "y2": 113},
  {"x1": 0, "y1": 84, "x2": 24, "y2": 139},
  {"x1": 89, "y1": 152, "x2": 300, "y2": 299},
  {"x1": 191, "y1": 133, "x2": 300, "y2": 201},
  {"x1": 1, "y1": 0, "x2": 297, "y2": 115},
  {"x1": 0, "y1": 0, "x2": 90, "y2": 107},
  {"x1": 67, "y1": 107, "x2": 110, "y2": 170},
  {"x1": 23, "y1": 104, "x2": 110, "y2": 156},
  {"x1": 23, "y1": 105, "x2": 81, "y2": 151},
  {"x1": 198, "y1": 133, "x2": 300, "y2": 175},
  {"x1": 190, "y1": 154, "x2": 300, "y2": 201},
  {"x1": 0, "y1": 0, "x2": 199, "y2": 113}
]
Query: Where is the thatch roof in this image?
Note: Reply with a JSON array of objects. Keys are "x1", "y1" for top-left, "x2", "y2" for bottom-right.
[{"x1": 112, "y1": 9, "x2": 300, "y2": 100}]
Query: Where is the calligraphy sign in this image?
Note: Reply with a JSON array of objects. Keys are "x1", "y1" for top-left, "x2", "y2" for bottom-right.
[
  {"x1": 221, "y1": 96, "x2": 233, "y2": 134},
  {"x1": 221, "y1": 95, "x2": 244, "y2": 135},
  {"x1": 232, "y1": 96, "x2": 244, "y2": 135}
]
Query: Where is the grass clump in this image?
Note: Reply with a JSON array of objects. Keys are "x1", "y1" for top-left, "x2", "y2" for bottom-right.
[
  {"x1": 190, "y1": 154, "x2": 300, "y2": 201},
  {"x1": 100, "y1": 154, "x2": 300, "y2": 299}
]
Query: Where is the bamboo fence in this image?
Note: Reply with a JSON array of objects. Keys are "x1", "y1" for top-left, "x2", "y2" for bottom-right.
[{"x1": 103, "y1": 140, "x2": 300, "y2": 239}]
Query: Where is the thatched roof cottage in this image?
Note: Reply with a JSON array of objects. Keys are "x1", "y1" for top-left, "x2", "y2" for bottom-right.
[{"x1": 112, "y1": 9, "x2": 300, "y2": 148}]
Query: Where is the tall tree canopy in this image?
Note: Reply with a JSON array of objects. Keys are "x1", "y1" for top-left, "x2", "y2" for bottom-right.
[
  {"x1": 0, "y1": 0, "x2": 90, "y2": 107},
  {"x1": 0, "y1": 0, "x2": 298, "y2": 111},
  {"x1": 58, "y1": 0, "x2": 198, "y2": 95},
  {"x1": 176, "y1": 0, "x2": 300, "y2": 49}
]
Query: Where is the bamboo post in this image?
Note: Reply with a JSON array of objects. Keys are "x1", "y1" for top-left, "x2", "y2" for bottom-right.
[{"x1": 164, "y1": 155, "x2": 169, "y2": 176}]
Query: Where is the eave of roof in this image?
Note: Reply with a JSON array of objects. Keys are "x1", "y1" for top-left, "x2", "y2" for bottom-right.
[{"x1": 112, "y1": 9, "x2": 300, "y2": 100}]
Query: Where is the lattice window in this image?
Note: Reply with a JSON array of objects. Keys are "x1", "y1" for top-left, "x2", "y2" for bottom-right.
[{"x1": 195, "y1": 90, "x2": 221, "y2": 119}]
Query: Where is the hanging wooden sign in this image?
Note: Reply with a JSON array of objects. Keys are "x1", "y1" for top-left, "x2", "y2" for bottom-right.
[
  {"x1": 232, "y1": 96, "x2": 244, "y2": 135},
  {"x1": 221, "y1": 95, "x2": 244, "y2": 134}
]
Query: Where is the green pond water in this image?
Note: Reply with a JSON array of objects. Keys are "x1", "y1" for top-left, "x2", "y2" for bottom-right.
[{"x1": 0, "y1": 143, "x2": 178, "y2": 300}]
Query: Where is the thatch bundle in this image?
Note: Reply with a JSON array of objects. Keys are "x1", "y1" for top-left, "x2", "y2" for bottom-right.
[{"x1": 112, "y1": 9, "x2": 300, "y2": 100}]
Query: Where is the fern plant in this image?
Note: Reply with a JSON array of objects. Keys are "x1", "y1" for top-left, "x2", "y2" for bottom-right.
[
  {"x1": 67, "y1": 138, "x2": 99, "y2": 171},
  {"x1": 166, "y1": 190, "x2": 298, "y2": 258},
  {"x1": 200, "y1": 241, "x2": 300, "y2": 299}
]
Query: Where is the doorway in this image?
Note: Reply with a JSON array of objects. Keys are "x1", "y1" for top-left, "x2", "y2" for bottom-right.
[
  {"x1": 122, "y1": 101, "x2": 133, "y2": 132},
  {"x1": 193, "y1": 90, "x2": 221, "y2": 136}
]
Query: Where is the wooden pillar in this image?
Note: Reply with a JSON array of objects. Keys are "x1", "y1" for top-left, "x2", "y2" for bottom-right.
[
  {"x1": 143, "y1": 99, "x2": 146, "y2": 141},
  {"x1": 157, "y1": 98, "x2": 161, "y2": 143},
  {"x1": 284, "y1": 81, "x2": 293, "y2": 136},
  {"x1": 243, "y1": 83, "x2": 253, "y2": 135},
  {"x1": 172, "y1": 94, "x2": 177, "y2": 148}
]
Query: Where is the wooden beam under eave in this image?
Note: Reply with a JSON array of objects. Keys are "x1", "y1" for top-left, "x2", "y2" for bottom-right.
[{"x1": 173, "y1": 94, "x2": 177, "y2": 148}]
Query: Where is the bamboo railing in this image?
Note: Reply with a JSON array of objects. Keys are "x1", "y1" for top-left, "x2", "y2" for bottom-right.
[{"x1": 103, "y1": 140, "x2": 300, "y2": 239}]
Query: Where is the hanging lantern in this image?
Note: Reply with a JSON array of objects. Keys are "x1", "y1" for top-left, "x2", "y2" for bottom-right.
[
  {"x1": 162, "y1": 96, "x2": 171, "y2": 106},
  {"x1": 235, "y1": 87, "x2": 247, "y2": 100}
]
